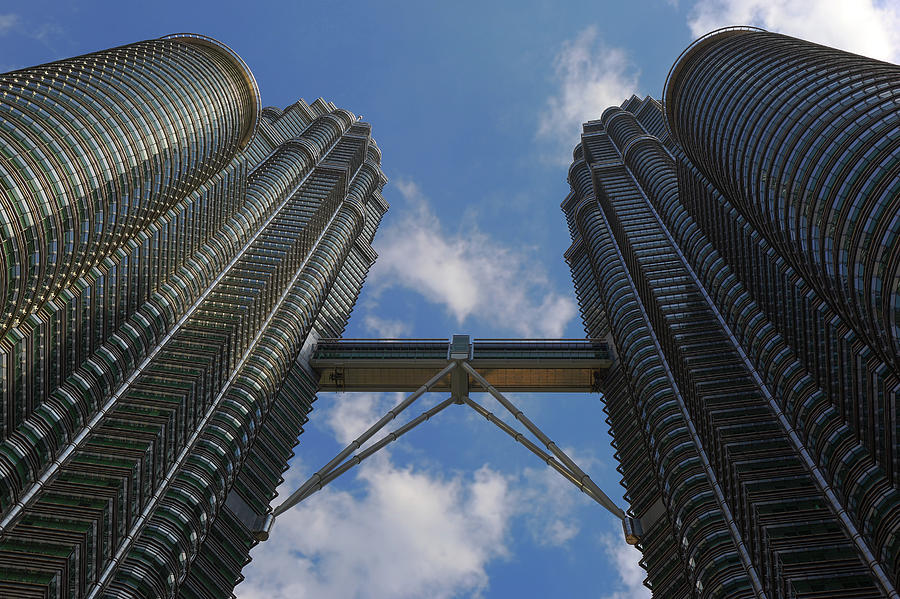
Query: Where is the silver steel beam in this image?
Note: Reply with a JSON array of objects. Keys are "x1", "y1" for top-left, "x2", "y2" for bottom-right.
[
  {"x1": 263, "y1": 354, "x2": 640, "y2": 546},
  {"x1": 464, "y1": 396, "x2": 623, "y2": 517},
  {"x1": 461, "y1": 362, "x2": 623, "y2": 520},
  {"x1": 273, "y1": 361, "x2": 457, "y2": 517},
  {"x1": 283, "y1": 397, "x2": 456, "y2": 506}
]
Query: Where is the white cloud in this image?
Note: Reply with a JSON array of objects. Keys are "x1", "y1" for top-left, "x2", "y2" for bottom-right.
[
  {"x1": 238, "y1": 389, "x2": 514, "y2": 599},
  {"x1": 324, "y1": 392, "x2": 413, "y2": 446},
  {"x1": 0, "y1": 14, "x2": 19, "y2": 35},
  {"x1": 31, "y1": 22, "x2": 63, "y2": 44},
  {"x1": 517, "y1": 464, "x2": 584, "y2": 546},
  {"x1": 237, "y1": 393, "x2": 646, "y2": 599},
  {"x1": 687, "y1": 0, "x2": 900, "y2": 62},
  {"x1": 363, "y1": 314, "x2": 412, "y2": 338},
  {"x1": 367, "y1": 180, "x2": 577, "y2": 338},
  {"x1": 0, "y1": 14, "x2": 63, "y2": 45},
  {"x1": 325, "y1": 392, "x2": 388, "y2": 445},
  {"x1": 599, "y1": 530, "x2": 652, "y2": 599},
  {"x1": 237, "y1": 461, "x2": 512, "y2": 599},
  {"x1": 537, "y1": 26, "x2": 641, "y2": 164},
  {"x1": 323, "y1": 391, "x2": 605, "y2": 553}
]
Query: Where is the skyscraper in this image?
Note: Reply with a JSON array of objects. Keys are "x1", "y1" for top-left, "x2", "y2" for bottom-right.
[
  {"x1": 564, "y1": 27, "x2": 899, "y2": 598},
  {"x1": 0, "y1": 34, "x2": 387, "y2": 598}
]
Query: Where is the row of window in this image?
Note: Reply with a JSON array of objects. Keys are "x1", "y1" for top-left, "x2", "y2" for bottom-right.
[
  {"x1": 667, "y1": 29, "x2": 900, "y2": 373},
  {"x1": 566, "y1": 101, "x2": 895, "y2": 595},
  {"x1": 0, "y1": 90, "x2": 382, "y2": 598},
  {"x1": 108, "y1": 154, "x2": 382, "y2": 594},
  {"x1": 0, "y1": 38, "x2": 255, "y2": 331},
  {"x1": 621, "y1": 98, "x2": 899, "y2": 592},
  {"x1": 566, "y1": 153, "x2": 744, "y2": 595}
]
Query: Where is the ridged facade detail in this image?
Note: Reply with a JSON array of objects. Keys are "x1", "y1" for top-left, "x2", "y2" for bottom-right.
[
  {"x1": 0, "y1": 35, "x2": 386, "y2": 599},
  {"x1": 666, "y1": 29, "x2": 900, "y2": 375},
  {"x1": 565, "y1": 28, "x2": 900, "y2": 598}
]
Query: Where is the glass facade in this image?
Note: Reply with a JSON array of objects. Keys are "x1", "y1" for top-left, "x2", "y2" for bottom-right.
[
  {"x1": 565, "y1": 29, "x2": 899, "y2": 598},
  {"x1": 0, "y1": 35, "x2": 387, "y2": 598}
]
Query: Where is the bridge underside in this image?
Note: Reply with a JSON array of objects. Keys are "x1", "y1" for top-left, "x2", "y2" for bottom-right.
[{"x1": 310, "y1": 338, "x2": 613, "y2": 393}]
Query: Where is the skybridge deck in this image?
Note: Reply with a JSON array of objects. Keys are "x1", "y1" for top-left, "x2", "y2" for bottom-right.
[{"x1": 310, "y1": 337, "x2": 613, "y2": 393}]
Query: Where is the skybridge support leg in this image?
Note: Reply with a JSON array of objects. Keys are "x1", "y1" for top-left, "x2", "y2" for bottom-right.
[
  {"x1": 461, "y1": 362, "x2": 642, "y2": 544},
  {"x1": 270, "y1": 361, "x2": 457, "y2": 523},
  {"x1": 259, "y1": 357, "x2": 640, "y2": 546},
  {"x1": 464, "y1": 397, "x2": 611, "y2": 507},
  {"x1": 283, "y1": 396, "x2": 456, "y2": 506}
]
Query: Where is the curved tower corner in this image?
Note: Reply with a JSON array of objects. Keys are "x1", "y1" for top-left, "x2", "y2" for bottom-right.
[
  {"x1": 0, "y1": 33, "x2": 260, "y2": 332},
  {"x1": 564, "y1": 29, "x2": 900, "y2": 598},
  {"x1": 664, "y1": 27, "x2": 900, "y2": 370}
]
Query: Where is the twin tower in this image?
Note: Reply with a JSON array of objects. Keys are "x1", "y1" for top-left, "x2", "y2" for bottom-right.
[
  {"x1": 566, "y1": 28, "x2": 899, "y2": 598},
  {"x1": 0, "y1": 27, "x2": 897, "y2": 599}
]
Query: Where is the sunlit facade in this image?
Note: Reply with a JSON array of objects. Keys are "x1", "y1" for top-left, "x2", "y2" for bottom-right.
[
  {"x1": 564, "y1": 28, "x2": 899, "y2": 598},
  {"x1": 0, "y1": 34, "x2": 387, "y2": 597}
]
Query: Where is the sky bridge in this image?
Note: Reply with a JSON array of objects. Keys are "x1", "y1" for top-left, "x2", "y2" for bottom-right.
[
  {"x1": 310, "y1": 337, "x2": 613, "y2": 393},
  {"x1": 257, "y1": 335, "x2": 644, "y2": 547}
]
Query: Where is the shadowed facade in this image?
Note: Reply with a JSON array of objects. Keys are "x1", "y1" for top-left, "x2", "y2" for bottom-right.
[{"x1": 564, "y1": 27, "x2": 899, "y2": 599}]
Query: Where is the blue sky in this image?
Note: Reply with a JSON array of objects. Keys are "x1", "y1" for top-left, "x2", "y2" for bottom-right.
[{"x1": 2, "y1": 1, "x2": 899, "y2": 597}]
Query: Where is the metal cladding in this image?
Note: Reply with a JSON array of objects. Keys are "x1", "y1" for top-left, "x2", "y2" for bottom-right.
[
  {"x1": 0, "y1": 35, "x2": 387, "y2": 598},
  {"x1": 0, "y1": 35, "x2": 258, "y2": 331},
  {"x1": 564, "y1": 29, "x2": 900, "y2": 599},
  {"x1": 665, "y1": 27, "x2": 900, "y2": 371}
]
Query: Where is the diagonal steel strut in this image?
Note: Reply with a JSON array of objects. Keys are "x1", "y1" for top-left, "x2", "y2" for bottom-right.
[
  {"x1": 460, "y1": 362, "x2": 625, "y2": 520},
  {"x1": 273, "y1": 361, "x2": 457, "y2": 518},
  {"x1": 262, "y1": 359, "x2": 641, "y2": 545},
  {"x1": 285, "y1": 396, "x2": 456, "y2": 505},
  {"x1": 464, "y1": 396, "x2": 622, "y2": 517}
]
